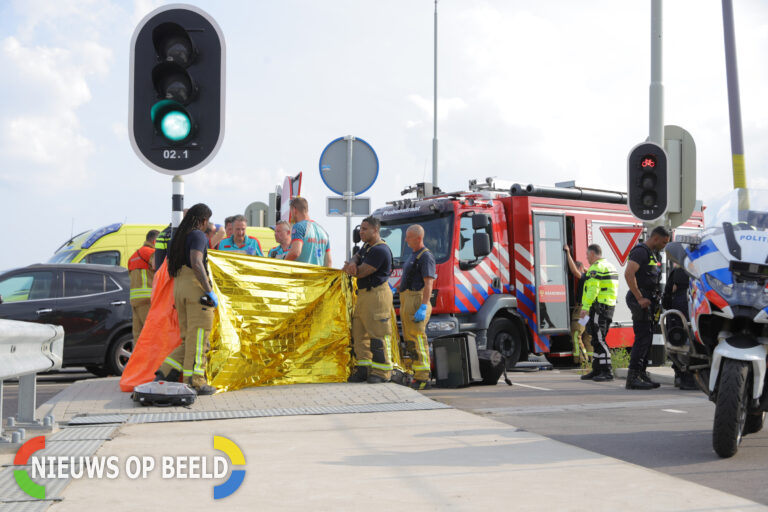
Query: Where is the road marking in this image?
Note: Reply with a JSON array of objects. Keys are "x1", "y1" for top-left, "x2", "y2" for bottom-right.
[
  {"x1": 510, "y1": 382, "x2": 553, "y2": 391},
  {"x1": 475, "y1": 396, "x2": 707, "y2": 416},
  {"x1": 662, "y1": 409, "x2": 687, "y2": 414}
]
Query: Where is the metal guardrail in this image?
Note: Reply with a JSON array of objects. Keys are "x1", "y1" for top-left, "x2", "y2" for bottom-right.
[{"x1": 0, "y1": 319, "x2": 64, "y2": 444}]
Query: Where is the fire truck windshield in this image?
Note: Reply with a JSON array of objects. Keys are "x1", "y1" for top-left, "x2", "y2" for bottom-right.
[{"x1": 379, "y1": 214, "x2": 453, "y2": 268}]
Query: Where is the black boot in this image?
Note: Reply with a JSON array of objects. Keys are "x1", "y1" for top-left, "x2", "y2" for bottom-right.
[
  {"x1": 580, "y1": 369, "x2": 598, "y2": 380},
  {"x1": 194, "y1": 384, "x2": 217, "y2": 395},
  {"x1": 153, "y1": 370, "x2": 166, "y2": 382},
  {"x1": 679, "y1": 372, "x2": 699, "y2": 390},
  {"x1": 592, "y1": 368, "x2": 614, "y2": 382},
  {"x1": 165, "y1": 369, "x2": 181, "y2": 383},
  {"x1": 348, "y1": 365, "x2": 368, "y2": 383},
  {"x1": 626, "y1": 369, "x2": 655, "y2": 390},
  {"x1": 367, "y1": 373, "x2": 389, "y2": 384},
  {"x1": 640, "y1": 371, "x2": 661, "y2": 388}
]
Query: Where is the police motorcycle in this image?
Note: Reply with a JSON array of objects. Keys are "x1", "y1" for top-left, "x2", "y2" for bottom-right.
[{"x1": 662, "y1": 188, "x2": 768, "y2": 458}]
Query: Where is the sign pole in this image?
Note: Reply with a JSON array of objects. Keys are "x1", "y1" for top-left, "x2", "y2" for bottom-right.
[
  {"x1": 345, "y1": 135, "x2": 355, "y2": 261},
  {"x1": 722, "y1": 0, "x2": 747, "y2": 190}
]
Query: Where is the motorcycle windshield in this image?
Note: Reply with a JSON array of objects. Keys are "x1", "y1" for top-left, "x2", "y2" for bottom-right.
[{"x1": 704, "y1": 188, "x2": 768, "y2": 234}]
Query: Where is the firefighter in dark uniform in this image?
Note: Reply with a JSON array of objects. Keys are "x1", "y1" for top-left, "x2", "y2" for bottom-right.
[
  {"x1": 399, "y1": 224, "x2": 436, "y2": 389},
  {"x1": 624, "y1": 225, "x2": 671, "y2": 390},
  {"x1": 578, "y1": 244, "x2": 619, "y2": 381},
  {"x1": 343, "y1": 216, "x2": 394, "y2": 384},
  {"x1": 156, "y1": 203, "x2": 217, "y2": 395}
]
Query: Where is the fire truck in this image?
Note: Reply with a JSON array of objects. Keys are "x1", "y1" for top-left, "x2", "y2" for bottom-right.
[{"x1": 371, "y1": 178, "x2": 704, "y2": 368}]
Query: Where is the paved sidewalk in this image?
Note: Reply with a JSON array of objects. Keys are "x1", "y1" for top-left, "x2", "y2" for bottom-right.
[{"x1": 0, "y1": 378, "x2": 764, "y2": 511}]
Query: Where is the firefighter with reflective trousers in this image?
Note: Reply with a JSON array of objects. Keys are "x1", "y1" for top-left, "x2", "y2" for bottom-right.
[
  {"x1": 343, "y1": 216, "x2": 394, "y2": 384},
  {"x1": 579, "y1": 244, "x2": 619, "y2": 382},
  {"x1": 128, "y1": 229, "x2": 158, "y2": 341},
  {"x1": 399, "y1": 224, "x2": 436, "y2": 390},
  {"x1": 156, "y1": 203, "x2": 217, "y2": 395}
]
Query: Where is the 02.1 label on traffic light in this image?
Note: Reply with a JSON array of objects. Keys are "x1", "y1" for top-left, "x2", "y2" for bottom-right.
[{"x1": 129, "y1": 4, "x2": 226, "y2": 175}]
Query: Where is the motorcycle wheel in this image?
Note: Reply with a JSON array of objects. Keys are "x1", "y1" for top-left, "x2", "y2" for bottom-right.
[
  {"x1": 712, "y1": 359, "x2": 750, "y2": 458},
  {"x1": 744, "y1": 411, "x2": 766, "y2": 435}
]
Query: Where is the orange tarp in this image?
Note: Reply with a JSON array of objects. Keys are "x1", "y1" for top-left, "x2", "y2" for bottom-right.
[{"x1": 119, "y1": 260, "x2": 181, "y2": 392}]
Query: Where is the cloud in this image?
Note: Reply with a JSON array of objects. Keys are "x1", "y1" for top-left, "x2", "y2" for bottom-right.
[{"x1": 0, "y1": 6, "x2": 114, "y2": 186}]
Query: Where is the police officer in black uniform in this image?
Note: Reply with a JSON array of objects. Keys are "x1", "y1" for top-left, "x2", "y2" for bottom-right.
[
  {"x1": 662, "y1": 263, "x2": 698, "y2": 390},
  {"x1": 343, "y1": 216, "x2": 394, "y2": 384},
  {"x1": 624, "y1": 226, "x2": 671, "y2": 390}
]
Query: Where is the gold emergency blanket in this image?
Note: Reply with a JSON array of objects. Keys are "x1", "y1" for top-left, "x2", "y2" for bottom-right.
[{"x1": 207, "y1": 251, "x2": 355, "y2": 391}]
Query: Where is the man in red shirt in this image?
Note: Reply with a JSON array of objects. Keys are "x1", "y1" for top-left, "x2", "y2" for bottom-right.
[{"x1": 128, "y1": 230, "x2": 159, "y2": 341}]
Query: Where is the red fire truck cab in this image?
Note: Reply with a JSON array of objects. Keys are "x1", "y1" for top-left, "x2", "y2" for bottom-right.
[{"x1": 373, "y1": 178, "x2": 703, "y2": 368}]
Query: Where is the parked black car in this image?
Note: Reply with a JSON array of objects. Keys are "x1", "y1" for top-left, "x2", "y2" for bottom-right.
[{"x1": 0, "y1": 263, "x2": 133, "y2": 375}]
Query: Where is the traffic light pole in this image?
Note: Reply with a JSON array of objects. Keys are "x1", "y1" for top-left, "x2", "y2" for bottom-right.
[
  {"x1": 649, "y1": 0, "x2": 664, "y2": 148},
  {"x1": 172, "y1": 176, "x2": 184, "y2": 228}
]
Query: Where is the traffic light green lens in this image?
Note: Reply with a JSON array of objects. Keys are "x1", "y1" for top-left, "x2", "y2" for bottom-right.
[{"x1": 160, "y1": 111, "x2": 191, "y2": 141}]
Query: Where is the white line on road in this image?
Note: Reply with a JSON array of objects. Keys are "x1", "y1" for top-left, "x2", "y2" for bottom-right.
[
  {"x1": 511, "y1": 382, "x2": 553, "y2": 391},
  {"x1": 662, "y1": 409, "x2": 687, "y2": 414}
]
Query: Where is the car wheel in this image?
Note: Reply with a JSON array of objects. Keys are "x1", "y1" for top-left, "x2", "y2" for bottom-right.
[{"x1": 106, "y1": 333, "x2": 133, "y2": 376}]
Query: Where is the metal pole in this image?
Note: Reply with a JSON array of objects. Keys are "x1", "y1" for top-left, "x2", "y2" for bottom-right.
[
  {"x1": 649, "y1": 0, "x2": 664, "y2": 146},
  {"x1": 345, "y1": 135, "x2": 355, "y2": 261},
  {"x1": 172, "y1": 176, "x2": 184, "y2": 228},
  {"x1": 432, "y1": 0, "x2": 438, "y2": 187},
  {"x1": 17, "y1": 374, "x2": 36, "y2": 424},
  {"x1": 722, "y1": 0, "x2": 747, "y2": 189}
]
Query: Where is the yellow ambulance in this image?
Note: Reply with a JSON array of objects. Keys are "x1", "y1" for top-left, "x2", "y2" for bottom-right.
[{"x1": 49, "y1": 223, "x2": 278, "y2": 268}]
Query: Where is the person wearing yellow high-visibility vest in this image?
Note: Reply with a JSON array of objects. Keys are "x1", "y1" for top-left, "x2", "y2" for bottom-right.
[
  {"x1": 578, "y1": 244, "x2": 619, "y2": 382},
  {"x1": 127, "y1": 229, "x2": 158, "y2": 341}
]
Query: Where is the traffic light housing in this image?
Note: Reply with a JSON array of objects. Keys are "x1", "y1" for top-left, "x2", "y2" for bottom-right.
[
  {"x1": 129, "y1": 5, "x2": 225, "y2": 175},
  {"x1": 628, "y1": 142, "x2": 668, "y2": 222}
]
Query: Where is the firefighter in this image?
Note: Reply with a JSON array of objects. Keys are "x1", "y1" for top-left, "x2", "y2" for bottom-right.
[
  {"x1": 625, "y1": 226, "x2": 671, "y2": 390},
  {"x1": 128, "y1": 229, "x2": 159, "y2": 341},
  {"x1": 343, "y1": 216, "x2": 394, "y2": 384},
  {"x1": 579, "y1": 244, "x2": 619, "y2": 382},
  {"x1": 565, "y1": 244, "x2": 592, "y2": 365},
  {"x1": 156, "y1": 203, "x2": 217, "y2": 395},
  {"x1": 398, "y1": 224, "x2": 436, "y2": 390}
]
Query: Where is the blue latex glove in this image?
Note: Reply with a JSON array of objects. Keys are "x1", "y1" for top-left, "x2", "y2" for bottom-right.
[
  {"x1": 206, "y1": 291, "x2": 219, "y2": 308},
  {"x1": 413, "y1": 304, "x2": 427, "y2": 322}
]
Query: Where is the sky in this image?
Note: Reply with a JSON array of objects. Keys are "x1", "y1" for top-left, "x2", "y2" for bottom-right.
[{"x1": 1, "y1": 0, "x2": 768, "y2": 271}]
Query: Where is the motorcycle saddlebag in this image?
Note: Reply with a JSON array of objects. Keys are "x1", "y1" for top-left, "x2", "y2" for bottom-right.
[
  {"x1": 132, "y1": 381, "x2": 196, "y2": 407},
  {"x1": 433, "y1": 332, "x2": 483, "y2": 388}
]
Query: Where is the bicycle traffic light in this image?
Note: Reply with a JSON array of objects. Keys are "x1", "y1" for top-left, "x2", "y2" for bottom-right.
[
  {"x1": 129, "y1": 5, "x2": 225, "y2": 175},
  {"x1": 627, "y1": 142, "x2": 668, "y2": 222}
]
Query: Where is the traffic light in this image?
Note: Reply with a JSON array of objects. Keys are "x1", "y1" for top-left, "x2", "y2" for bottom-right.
[
  {"x1": 129, "y1": 5, "x2": 225, "y2": 175},
  {"x1": 627, "y1": 142, "x2": 668, "y2": 222}
]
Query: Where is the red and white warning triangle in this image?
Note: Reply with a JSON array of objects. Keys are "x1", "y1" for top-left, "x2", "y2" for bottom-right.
[{"x1": 600, "y1": 226, "x2": 642, "y2": 265}]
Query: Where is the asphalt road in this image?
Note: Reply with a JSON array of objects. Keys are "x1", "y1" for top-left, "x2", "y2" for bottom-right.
[
  {"x1": 1, "y1": 368, "x2": 96, "y2": 424},
  {"x1": 424, "y1": 368, "x2": 768, "y2": 505}
]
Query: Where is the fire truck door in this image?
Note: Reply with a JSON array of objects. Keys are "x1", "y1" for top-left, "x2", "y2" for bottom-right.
[{"x1": 532, "y1": 213, "x2": 570, "y2": 333}]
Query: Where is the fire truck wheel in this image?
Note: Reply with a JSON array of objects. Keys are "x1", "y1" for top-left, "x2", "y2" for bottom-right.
[{"x1": 488, "y1": 317, "x2": 522, "y2": 370}]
